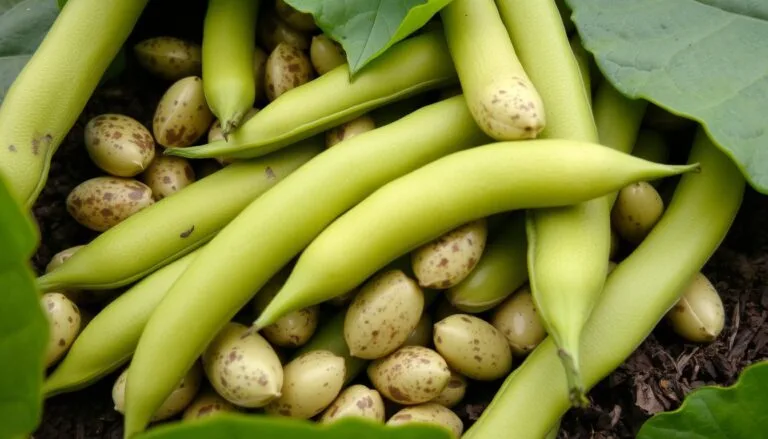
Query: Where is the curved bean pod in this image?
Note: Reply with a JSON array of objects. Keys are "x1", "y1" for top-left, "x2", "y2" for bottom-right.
[
  {"x1": 440, "y1": 0, "x2": 545, "y2": 140},
  {"x1": 446, "y1": 213, "x2": 528, "y2": 313},
  {"x1": 253, "y1": 140, "x2": 700, "y2": 330},
  {"x1": 36, "y1": 141, "x2": 321, "y2": 292},
  {"x1": 202, "y1": 0, "x2": 259, "y2": 137},
  {"x1": 0, "y1": 0, "x2": 149, "y2": 208},
  {"x1": 462, "y1": 129, "x2": 745, "y2": 439},
  {"x1": 42, "y1": 250, "x2": 198, "y2": 397},
  {"x1": 122, "y1": 96, "x2": 489, "y2": 437},
  {"x1": 163, "y1": 30, "x2": 458, "y2": 160}
]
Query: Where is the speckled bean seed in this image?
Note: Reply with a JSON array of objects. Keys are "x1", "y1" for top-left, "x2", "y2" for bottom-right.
[
  {"x1": 254, "y1": 268, "x2": 320, "y2": 348},
  {"x1": 133, "y1": 36, "x2": 202, "y2": 81},
  {"x1": 265, "y1": 350, "x2": 346, "y2": 419},
  {"x1": 310, "y1": 34, "x2": 345, "y2": 75},
  {"x1": 202, "y1": 322, "x2": 284, "y2": 408},
  {"x1": 182, "y1": 390, "x2": 240, "y2": 421},
  {"x1": 490, "y1": 285, "x2": 547, "y2": 356},
  {"x1": 433, "y1": 314, "x2": 512, "y2": 380},
  {"x1": 66, "y1": 177, "x2": 154, "y2": 232},
  {"x1": 265, "y1": 43, "x2": 313, "y2": 102},
  {"x1": 153, "y1": 76, "x2": 214, "y2": 148},
  {"x1": 344, "y1": 269, "x2": 425, "y2": 360},
  {"x1": 367, "y1": 345, "x2": 451, "y2": 405},
  {"x1": 611, "y1": 181, "x2": 665, "y2": 244},
  {"x1": 411, "y1": 219, "x2": 488, "y2": 289},
  {"x1": 326, "y1": 115, "x2": 376, "y2": 148},
  {"x1": 430, "y1": 370, "x2": 467, "y2": 408},
  {"x1": 386, "y1": 403, "x2": 464, "y2": 439},
  {"x1": 319, "y1": 384, "x2": 386, "y2": 424},
  {"x1": 113, "y1": 362, "x2": 202, "y2": 421},
  {"x1": 666, "y1": 272, "x2": 725, "y2": 343},
  {"x1": 42, "y1": 292, "x2": 82, "y2": 368},
  {"x1": 142, "y1": 155, "x2": 196, "y2": 200},
  {"x1": 84, "y1": 114, "x2": 156, "y2": 177},
  {"x1": 275, "y1": 0, "x2": 317, "y2": 32}
]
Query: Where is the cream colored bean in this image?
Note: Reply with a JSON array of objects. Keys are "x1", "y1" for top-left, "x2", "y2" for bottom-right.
[
  {"x1": 411, "y1": 219, "x2": 488, "y2": 289},
  {"x1": 387, "y1": 403, "x2": 464, "y2": 439},
  {"x1": 182, "y1": 390, "x2": 240, "y2": 421},
  {"x1": 265, "y1": 43, "x2": 313, "y2": 102},
  {"x1": 367, "y1": 346, "x2": 450, "y2": 405},
  {"x1": 66, "y1": 177, "x2": 154, "y2": 232},
  {"x1": 666, "y1": 272, "x2": 725, "y2": 343},
  {"x1": 433, "y1": 314, "x2": 512, "y2": 380},
  {"x1": 319, "y1": 384, "x2": 386, "y2": 424},
  {"x1": 84, "y1": 114, "x2": 155, "y2": 177},
  {"x1": 114, "y1": 362, "x2": 202, "y2": 421},
  {"x1": 490, "y1": 285, "x2": 547, "y2": 356},
  {"x1": 326, "y1": 115, "x2": 376, "y2": 148},
  {"x1": 42, "y1": 292, "x2": 81, "y2": 368},
  {"x1": 133, "y1": 36, "x2": 202, "y2": 81},
  {"x1": 153, "y1": 76, "x2": 214, "y2": 148},
  {"x1": 142, "y1": 155, "x2": 196, "y2": 200},
  {"x1": 430, "y1": 370, "x2": 467, "y2": 408},
  {"x1": 310, "y1": 34, "x2": 345, "y2": 75},
  {"x1": 611, "y1": 181, "x2": 665, "y2": 244}
]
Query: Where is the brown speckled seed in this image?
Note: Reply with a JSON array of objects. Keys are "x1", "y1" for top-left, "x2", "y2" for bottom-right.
[
  {"x1": 344, "y1": 269, "x2": 425, "y2": 360},
  {"x1": 433, "y1": 314, "x2": 512, "y2": 381},
  {"x1": 264, "y1": 42, "x2": 313, "y2": 102},
  {"x1": 490, "y1": 285, "x2": 547, "y2": 356},
  {"x1": 113, "y1": 362, "x2": 202, "y2": 421},
  {"x1": 259, "y1": 13, "x2": 311, "y2": 52},
  {"x1": 153, "y1": 76, "x2": 214, "y2": 148},
  {"x1": 367, "y1": 345, "x2": 450, "y2": 405},
  {"x1": 411, "y1": 219, "x2": 488, "y2": 289},
  {"x1": 142, "y1": 155, "x2": 196, "y2": 200},
  {"x1": 610, "y1": 181, "x2": 664, "y2": 244},
  {"x1": 386, "y1": 403, "x2": 464, "y2": 439},
  {"x1": 133, "y1": 36, "x2": 202, "y2": 81},
  {"x1": 182, "y1": 390, "x2": 240, "y2": 421},
  {"x1": 84, "y1": 114, "x2": 156, "y2": 177},
  {"x1": 42, "y1": 292, "x2": 81, "y2": 368},
  {"x1": 325, "y1": 114, "x2": 376, "y2": 148},
  {"x1": 473, "y1": 76, "x2": 546, "y2": 140},
  {"x1": 66, "y1": 177, "x2": 154, "y2": 232},
  {"x1": 429, "y1": 370, "x2": 467, "y2": 408},
  {"x1": 253, "y1": 268, "x2": 319, "y2": 348},
  {"x1": 202, "y1": 322, "x2": 283, "y2": 408},
  {"x1": 265, "y1": 350, "x2": 346, "y2": 419},
  {"x1": 275, "y1": 0, "x2": 317, "y2": 32},
  {"x1": 318, "y1": 384, "x2": 385, "y2": 424}
]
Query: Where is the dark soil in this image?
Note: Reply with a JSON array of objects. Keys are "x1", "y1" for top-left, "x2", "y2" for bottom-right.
[{"x1": 29, "y1": 3, "x2": 768, "y2": 439}]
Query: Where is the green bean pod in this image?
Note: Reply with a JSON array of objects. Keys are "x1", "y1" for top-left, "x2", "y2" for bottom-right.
[
  {"x1": 42, "y1": 250, "x2": 198, "y2": 397},
  {"x1": 495, "y1": 0, "x2": 644, "y2": 405},
  {"x1": 122, "y1": 96, "x2": 489, "y2": 437},
  {"x1": 202, "y1": 0, "x2": 259, "y2": 137},
  {"x1": 440, "y1": 0, "x2": 545, "y2": 140},
  {"x1": 36, "y1": 141, "x2": 321, "y2": 292},
  {"x1": 463, "y1": 129, "x2": 744, "y2": 439},
  {"x1": 253, "y1": 140, "x2": 700, "y2": 330},
  {"x1": 446, "y1": 213, "x2": 527, "y2": 313},
  {"x1": 0, "y1": 0, "x2": 149, "y2": 209},
  {"x1": 163, "y1": 30, "x2": 458, "y2": 160}
]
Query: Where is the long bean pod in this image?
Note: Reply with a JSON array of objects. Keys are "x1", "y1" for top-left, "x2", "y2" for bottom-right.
[{"x1": 463, "y1": 129, "x2": 745, "y2": 439}]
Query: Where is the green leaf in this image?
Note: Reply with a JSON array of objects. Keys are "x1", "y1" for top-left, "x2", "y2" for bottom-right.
[
  {"x1": 0, "y1": 0, "x2": 59, "y2": 101},
  {"x1": 0, "y1": 174, "x2": 47, "y2": 437},
  {"x1": 138, "y1": 413, "x2": 454, "y2": 439},
  {"x1": 637, "y1": 360, "x2": 768, "y2": 439},
  {"x1": 283, "y1": 0, "x2": 453, "y2": 75},
  {"x1": 566, "y1": 0, "x2": 768, "y2": 193}
]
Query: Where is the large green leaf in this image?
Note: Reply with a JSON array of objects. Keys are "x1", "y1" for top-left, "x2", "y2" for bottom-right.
[
  {"x1": 0, "y1": 0, "x2": 59, "y2": 101},
  {"x1": 138, "y1": 413, "x2": 453, "y2": 439},
  {"x1": 0, "y1": 174, "x2": 47, "y2": 437},
  {"x1": 637, "y1": 360, "x2": 768, "y2": 439},
  {"x1": 566, "y1": 0, "x2": 768, "y2": 193},
  {"x1": 283, "y1": 0, "x2": 453, "y2": 76}
]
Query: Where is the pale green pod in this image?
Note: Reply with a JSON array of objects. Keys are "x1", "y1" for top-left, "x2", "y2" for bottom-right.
[
  {"x1": 164, "y1": 31, "x2": 459, "y2": 160},
  {"x1": 42, "y1": 250, "x2": 198, "y2": 397},
  {"x1": 37, "y1": 141, "x2": 320, "y2": 292},
  {"x1": 202, "y1": 0, "x2": 259, "y2": 137},
  {"x1": 446, "y1": 213, "x2": 527, "y2": 313},
  {"x1": 254, "y1": 140, "x2": 700, "y2": 330}
]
